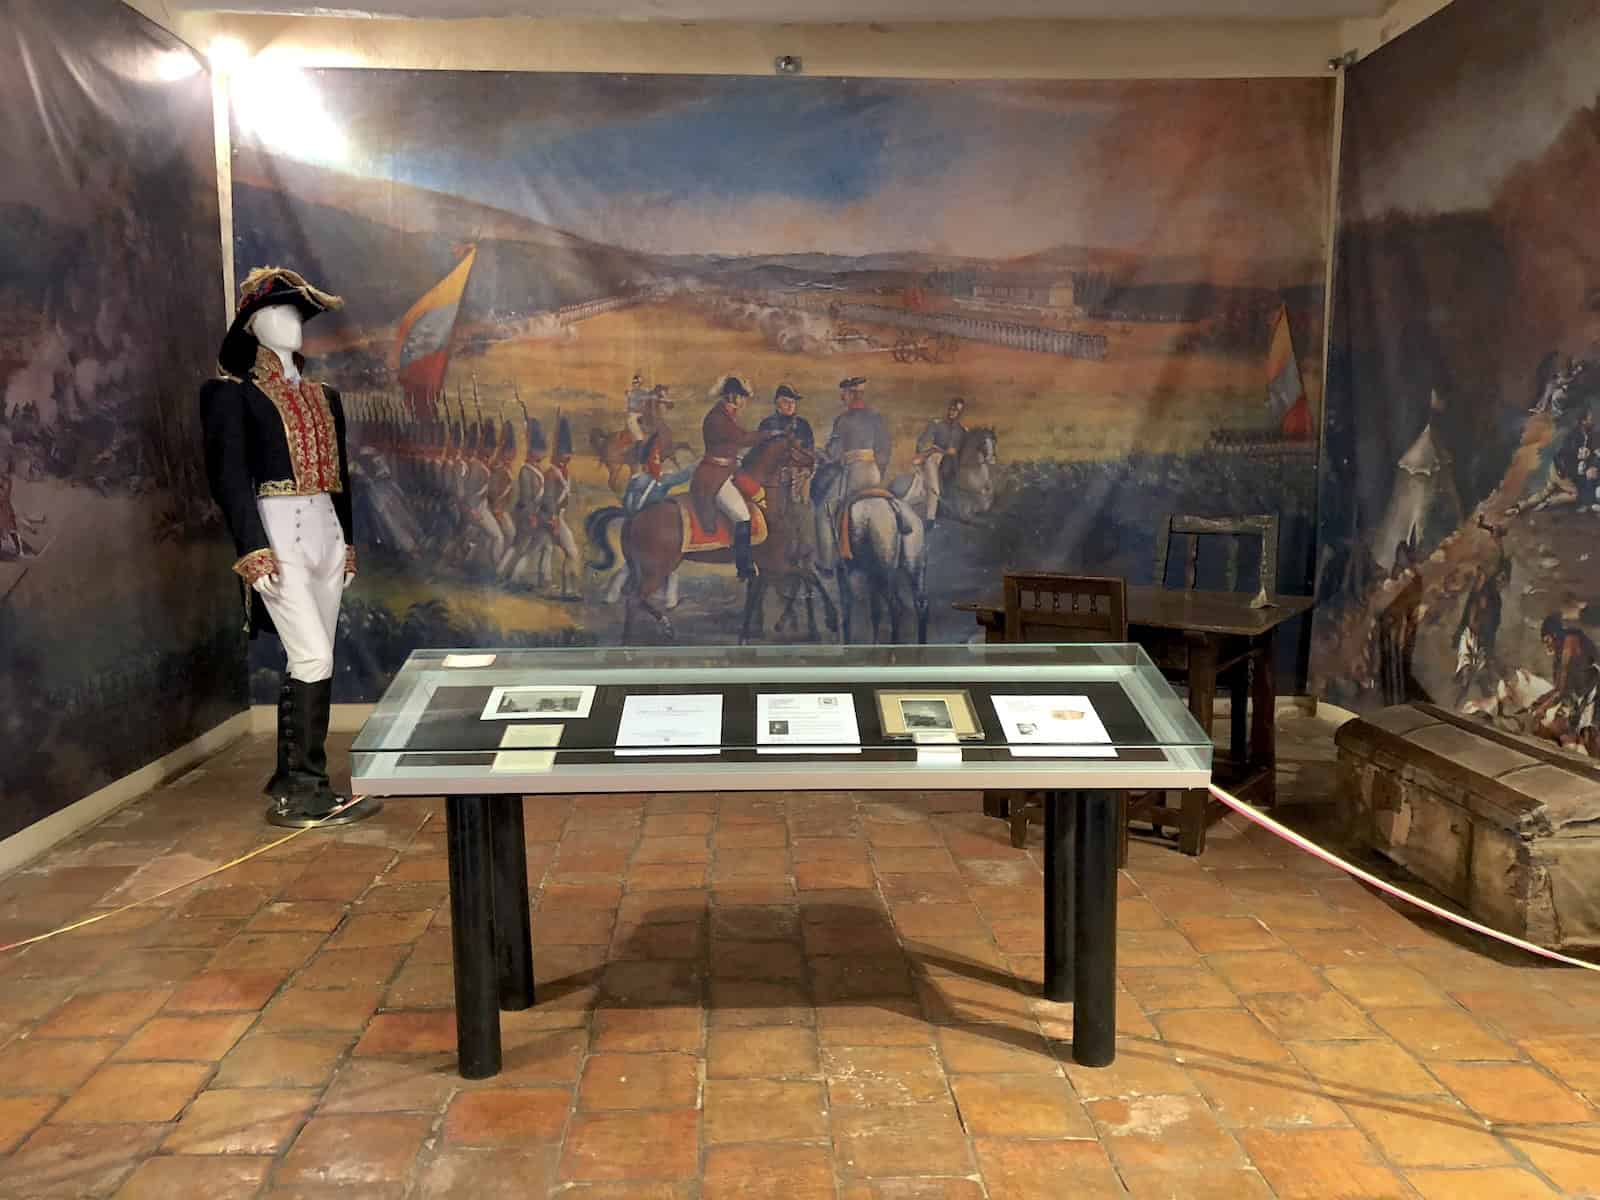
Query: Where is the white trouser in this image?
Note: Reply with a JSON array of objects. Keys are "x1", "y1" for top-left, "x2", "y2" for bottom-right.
[
  {"x1": 843, "y1": 459, "x2": 881, "y2": 494},
  {"x1": 715, "y1": 477, "x2": 750, "y2": 523},
  {"x1": 625, "y1": 412, "x2": 646, "y2": 441},
  {"x1": 543, "y1": 515, "x2": 579, "y2": 562},
  {"x1": 920, "y1": 450, "x2": 945, "y2": 517},
  {"x1": 472, "y1": 503, "x2": 506, "y2": 560},
  {"x1": 257, "y1": 493, "x2": 345, "y2": 683}
]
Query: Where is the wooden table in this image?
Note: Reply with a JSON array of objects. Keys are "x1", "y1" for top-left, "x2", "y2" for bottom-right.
[{"x1": 954, "y1": 587, "x2": 1315, "y2": 852}]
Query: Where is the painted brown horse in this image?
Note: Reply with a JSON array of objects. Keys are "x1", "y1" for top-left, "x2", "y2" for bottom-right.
[
  {"x1": 589, "y1": 392, "x2": 686, "y2": 495},
  {"x1": 589, "y1": 434, "x2": 815, "y2": 643}
]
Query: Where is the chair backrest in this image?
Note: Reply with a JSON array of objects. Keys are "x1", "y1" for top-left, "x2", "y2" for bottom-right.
[
  {"x1": 1002, "y1": 572, "x2": 1128, "y2": 644},
  {"x1": 1154, "y1": 513, "x2": 1280, "y2": 595}
]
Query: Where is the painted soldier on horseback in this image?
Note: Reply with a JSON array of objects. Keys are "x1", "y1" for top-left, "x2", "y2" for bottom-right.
[
  {"x1": 759, "y1": 383, "x2": 815, "y2": 448},
  {"x1": 913, "y1": 396, "x2": 966, "y2": 527},
  {"x1": 586, "y1": 378, "x2": 815, "y2": 642},
  {"x1": 811, "y1": 376, "x2": 931, "y2": 644},
  {"x1": 597, "y1": 430, "x2": 694, "y2": 607},
  {"x1": 691, "y1": 374, "x2": 766, "y2": 580}
]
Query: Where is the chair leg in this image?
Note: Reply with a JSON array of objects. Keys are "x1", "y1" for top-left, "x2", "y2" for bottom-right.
[
  {"x1": 983, "y1": 792, "x2": 1011, "y2": 820},
  {"x1": 1009, "y1": 799, "x2": 1031, "y2": 849},
  {"x1": 1178, "y1": 788, "x2": 1208, "y2": 856}
]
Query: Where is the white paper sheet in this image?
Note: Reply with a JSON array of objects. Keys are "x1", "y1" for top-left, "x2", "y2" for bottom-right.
[
  {"x1": 911, "y1": 729, "x2": 962, "y2": 765},
  {"x1": 756, "y1": 693, "x2": 861, "y2": 754},
  {"x1": 615, "y1": 694, "x2": 722, "y2": 754},
  {"x1": 990, "y1": 694, "x2": 1117, "y2": 759},
  {"x1": 492, "y1": 723, "x2": 562, "y2": 771},
  {"x1": 481, "y1": 685, "x2": 596, "y2": 721},
  {"x1": 443, "y1": 652, "x2": 497, "y2": 668}
]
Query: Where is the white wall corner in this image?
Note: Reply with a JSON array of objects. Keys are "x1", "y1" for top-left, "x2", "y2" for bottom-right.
[{"x1": 1338, "y1": 0, "x2": 1455, "y2": 62}]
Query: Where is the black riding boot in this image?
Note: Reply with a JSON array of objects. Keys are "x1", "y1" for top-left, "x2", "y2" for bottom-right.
[
  {"x1": 264, "y1": 677, "x2": 327, "y2": 819},
  {"x1": 263, "y1": 679, "x2": 296, "y2": 799},
  {"x1": 301, "y1": 677, "x2": 348, "y2": 815},
  {"x1": 733, "y1": 520, "x2": 756, "y2": 580}
]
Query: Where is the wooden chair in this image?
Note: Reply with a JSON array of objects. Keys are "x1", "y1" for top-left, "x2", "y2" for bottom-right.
[
  {"x1": 1154, "y1": 514, "x2": 1279, "y2": 601},
  {"x1": 1138, "y1": 513, "x2": 1280, "y2": 852},
  {"x1": 997, "y1": 573, "x2": 1129, "y2": 858},
  {"x1": 1003, "y1": 572, "x2": 1127, "y2": 644}
]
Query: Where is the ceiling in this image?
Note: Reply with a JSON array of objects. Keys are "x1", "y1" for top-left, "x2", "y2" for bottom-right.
[{"x1": 174, "y1": 0, "x2": 1389, "y2": 21}]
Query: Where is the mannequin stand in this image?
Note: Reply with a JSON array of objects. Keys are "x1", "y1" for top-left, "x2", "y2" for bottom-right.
[{"x1": 265, "y1": 796, "x2": 383, "y2": 829}]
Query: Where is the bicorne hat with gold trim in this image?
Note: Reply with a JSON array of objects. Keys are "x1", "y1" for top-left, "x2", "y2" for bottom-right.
[{"x1": 219, "y1": 266, "x2": 344, "y2": 378}]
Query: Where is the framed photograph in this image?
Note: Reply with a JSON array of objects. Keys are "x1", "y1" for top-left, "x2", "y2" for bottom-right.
[
  {"x1": 481, "y1": 684, "x2": 596, "y2": 721},
  {"x1": 875, "y1": 689, "x2": 982, "y2": 740}
]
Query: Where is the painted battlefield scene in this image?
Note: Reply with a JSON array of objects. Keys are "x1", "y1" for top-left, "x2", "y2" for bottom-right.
[
  {"x1": 0, "y1": 3, "x2": 236, "y2": 836},
  {"x1": 233, "y1": 70, "x2": 1334, "y2": 700},
  {"x1": 1312, "y1": 0, "x2": 1600, "y2": 761}
]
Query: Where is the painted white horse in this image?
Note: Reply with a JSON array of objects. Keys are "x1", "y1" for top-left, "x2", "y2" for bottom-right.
[{"x1": 889, "y1": 426, "x2": 998, "y2": 524}]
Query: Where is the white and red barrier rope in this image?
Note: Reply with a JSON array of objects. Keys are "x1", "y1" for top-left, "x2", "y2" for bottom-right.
[
  {"x1": 0, "y1": 795, "x2": 374, "y2": 955},
  {"x1": 3, "y1": 784, "x2": 1596, "y2": 974},
  {"x1": 1206, "y1": 781, "x2": 1600, "y2": 973}
]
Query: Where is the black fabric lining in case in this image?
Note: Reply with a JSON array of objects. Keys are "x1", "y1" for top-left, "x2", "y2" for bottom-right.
[{"x1": 400, "y1": 680, "x2": 1159, "y2": 765}]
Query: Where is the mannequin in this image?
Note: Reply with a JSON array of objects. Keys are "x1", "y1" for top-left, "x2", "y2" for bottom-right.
[
  {"x1": 200, "y1": 266, "x2": 378, "y2": 827},
  {"x1": 252, "y1": 304, "x2": 304, "y2": 381}
]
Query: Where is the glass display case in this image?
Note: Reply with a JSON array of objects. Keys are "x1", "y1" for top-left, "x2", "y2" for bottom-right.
[{"x1": 352, "y1": 642, "x2": 1213, "y2": 795}]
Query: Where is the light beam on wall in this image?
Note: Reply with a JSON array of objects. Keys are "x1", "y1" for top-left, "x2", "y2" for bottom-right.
[
  {"x1": 154, "y1": 48, "x2": 201, "y2": 82},
  {"x1": 206, "y1": 36, "x2": 251, "y2": 73},
  {"x1": 229, "y1": 63, "x2": 350, "y2": 169}
]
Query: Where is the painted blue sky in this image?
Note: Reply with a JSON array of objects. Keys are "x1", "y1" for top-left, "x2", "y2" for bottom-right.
[{"x1": 234, "y1": 70, "x2": 1331, "y2": 262}]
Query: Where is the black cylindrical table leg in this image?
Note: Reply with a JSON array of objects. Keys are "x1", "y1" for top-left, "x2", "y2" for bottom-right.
[
  {"x1": 446, "y1": 795, "x2": 501, "y2": 1079},
  {"x1": 490, "y1": 795, "x2": 536, "y2": 1011},
  {"x1": 1042, "y1": 791, "x2": 1077, "y2": 1003},
  {"x1": 1072, "y1": 790, "x2": 1120, "y2": 1067}
]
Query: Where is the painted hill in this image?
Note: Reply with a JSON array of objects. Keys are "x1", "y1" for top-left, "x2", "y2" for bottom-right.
[{"x1": 232, "y1": 154, "x2": 600, "y2": 251}]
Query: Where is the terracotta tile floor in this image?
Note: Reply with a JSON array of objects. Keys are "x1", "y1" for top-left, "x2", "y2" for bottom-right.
[{"x1": 1, "y1": 713, "x2": 1597, "y2": 1198}]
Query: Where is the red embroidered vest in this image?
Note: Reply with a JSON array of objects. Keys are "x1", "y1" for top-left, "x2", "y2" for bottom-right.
[{"x1": 251, "y1": 346, "x2": 342, "y2": 495}]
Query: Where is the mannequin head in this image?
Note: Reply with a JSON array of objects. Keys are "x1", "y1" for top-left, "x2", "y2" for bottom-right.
[{"x1": 250, "y1": 304, "x2": 304, "y2": 354}]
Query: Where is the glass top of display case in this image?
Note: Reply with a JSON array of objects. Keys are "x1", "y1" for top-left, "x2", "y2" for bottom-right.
[{"x1": 350, "y1": 643, "x2": 1214, "y2": 795}]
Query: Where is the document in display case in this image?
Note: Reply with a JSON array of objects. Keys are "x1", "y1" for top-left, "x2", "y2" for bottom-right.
[
  {"x1": 757, "y1": 692, "x2": 861, "y2": 753},
  {"x1": 615, "y1": 693, "x2": 722, "y2": 755},
  {"x1": 990, "y1": 694, "x2": 1115, "y2": 758}
]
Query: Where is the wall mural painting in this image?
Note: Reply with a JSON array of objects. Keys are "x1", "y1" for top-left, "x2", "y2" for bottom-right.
[
  {"x1": 1313, "y1": 0, "x2": 1600, "y2": 760},
  {"x1": 0, "y1": 0, "x2": 235, "y2": 839},
  {"x1": 232, "y1": 71, "x2": 1334, "y2": 701}
]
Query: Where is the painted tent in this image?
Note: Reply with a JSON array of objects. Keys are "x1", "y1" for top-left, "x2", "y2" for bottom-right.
[{"x1": 1313, "y1": 0, "x2": 1600, "y2": 760}]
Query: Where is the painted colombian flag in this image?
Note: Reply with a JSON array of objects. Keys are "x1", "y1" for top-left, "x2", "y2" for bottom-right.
[
  {"x1": 395, "y1": 245, "x2": 476, "y2": 419},
  {"x1": 1265, "y1": 301, "x2": 1313, "y2": 441}
]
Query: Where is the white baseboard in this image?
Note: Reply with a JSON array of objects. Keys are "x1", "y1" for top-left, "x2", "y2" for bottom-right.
[
  {"x1": 0, "y1": 710, "x2": 252, "y2": 878},
  {"x1": 1206, "y1": 695, "x2": 1357, "y2": 728},
  {"x1": 249, "y1": 702, "x2": 375, "y2": 735}
]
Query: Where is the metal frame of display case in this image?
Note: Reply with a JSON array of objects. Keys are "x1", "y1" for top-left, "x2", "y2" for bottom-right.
[{"x1": 352, "y1": 644, "x2": 1212, "y2": 1078}]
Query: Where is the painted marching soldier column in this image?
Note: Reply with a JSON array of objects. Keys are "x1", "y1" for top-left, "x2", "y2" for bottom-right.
[
  {"x1": 199, "y1": 267, "x2": 378, "y2": 827},
  {"x1": 540, "y1": 415, "x2": 580, "y2": 598},
  {"x1": 692, "y1": 375, "x2": 765, "y2": 580},
  {"x1": 499, "y1": 413, "x2": 545, "y2": 584}
]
